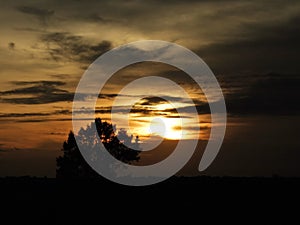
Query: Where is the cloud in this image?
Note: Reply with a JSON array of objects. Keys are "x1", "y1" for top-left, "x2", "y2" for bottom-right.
[
  {"x1": 13, "y1": 27, "x2": 45, "y2": 33},
  {"x1": 164, "y1": 104, "x2": 210, "y2": 115},
  {"x1": 16, "y1": 6, "x2": 54, "y2": 26},
  {"x1": 160, "y1": 72, "x2": 300, "y2": 115},
  {"x1": 17, "y1": 118, "x2": 72, "y2": 123},
  {"x1": 16, "y1": 6, "x2": 54, "y2": 17},
  {"x1": 164, "y1": 115, "x2": 192, "y2": 118},
  {"x1": 96, "y1": 95, "x2": 210, "y2": 116},
  {"x1": 11, "y1": 80, "x2": 66, "y2": 86},
  {"x1": 48, "y1": 74, "x2": 70, "y2": 79},
  {"x1": 0, "y1": 80, "x2": 80, "y2": 105},
  {"x1": 197, "y1": 14, "x2": 300, "y2": 74},
  {"x1": 124, "y1": 95, "x2": 197, "y2": 106},
  {"x1": 1, "y1": 80, "x2": 67, "y2": 96},
  {"x1": 0, "y1": 112, "x2": 52, "y2": 118},
  {"x1": 0, "y1": 93, "x2": 74, "y2": 105},
  {"x1": 41, "y1": 32, "x2": 112, "y2": 63},
  {"x1": 99, "y1": 93, "x2": 118, "y2": 99},
  {"x1": 0, "y1": 109, "x2": 87, "y2": 123},
  {"x1": 93, "y1": 104, "x2": 172, "y2": 116},
  {"x1": 85, "y1": 13, "x2": 116, "y2": 23},
  {"x1": 0, "y1": 145, "x2": 21, "y2": 153},
  {"x1": 8, "y1": 42, "x2": 15, "y2": 50},
  {"x1": 139, "y1": 97, "x2": 169, "y2": 105},
  {"x1": 0, "y1": 110, "x2": 71, "y2": 118},
  {"x1": 225, "y1": 73, "x2": 300, "y2": 115},
  {"x1": 0, "y1": 144, "x2": 6, "y2": 152},
  {"x1": 0, "y1": 77, "x2": 123, "y2": 106},
  {"x1": 2, "y1": 73, "x2": 297, "y2": 114}
]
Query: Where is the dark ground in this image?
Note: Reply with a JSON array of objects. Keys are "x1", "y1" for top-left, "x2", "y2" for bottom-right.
[{"x1": 1, "y1": 176, "x2": 299, "y2": 224}]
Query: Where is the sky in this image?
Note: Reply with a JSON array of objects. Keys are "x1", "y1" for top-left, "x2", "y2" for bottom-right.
[{"x1": 0, "y1": 0, "x2": 300, "y2": 177}]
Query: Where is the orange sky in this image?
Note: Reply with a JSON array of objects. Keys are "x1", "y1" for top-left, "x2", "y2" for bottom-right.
[{"x1": 1, "y1": 0, "x2": 300, "y2": 177}]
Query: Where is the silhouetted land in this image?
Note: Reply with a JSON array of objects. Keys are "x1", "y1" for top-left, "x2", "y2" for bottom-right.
[
  {"x1": 1, "y1": 176, "x2": 300, "y2": 198},
  {"x1": 2, "y1": 120, "x2": 299, "y2": 223},
  {"x1": 1, "y1": 176, "x2": 299, "y2": 224},
  {"x1": 2, "y1": 119, "x2": 298, "y2": 223}
]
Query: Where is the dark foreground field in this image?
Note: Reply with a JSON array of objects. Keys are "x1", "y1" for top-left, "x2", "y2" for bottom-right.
[{"x1": 1, "y1": 176, "x2": 299, "y2": 224}]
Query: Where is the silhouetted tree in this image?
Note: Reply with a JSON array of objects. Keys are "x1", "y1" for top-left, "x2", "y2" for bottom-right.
[{"x1": 56, "y1": 118, "x2": 140, "y2": 178}]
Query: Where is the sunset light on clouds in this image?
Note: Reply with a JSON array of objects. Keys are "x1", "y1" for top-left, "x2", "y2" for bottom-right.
[{"x1": 0, "y1": 0, "x2": 300, "y2": 177}]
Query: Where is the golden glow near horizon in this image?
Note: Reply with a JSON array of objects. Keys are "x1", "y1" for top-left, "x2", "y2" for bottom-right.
[
  {"x1": 128, "y1": 115, "x2": 209, "y2": 141},
  {"x1": 130, "y1": 116, "x2": 183, "y2": 140},
  {"x1": 112, "y1": 98, "x2": 206, "y2": 141},
  {"x1": 150, "y1": 117, "x2": 182, "y2": 140}
]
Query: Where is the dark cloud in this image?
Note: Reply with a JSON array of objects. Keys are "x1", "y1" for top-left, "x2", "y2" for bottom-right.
[
  {"x1": 164, "y1": 115, "x2": 192, "y2": 119},
  {"x1": 0, "y1": 112, "x2": 51, "y2": 118},
  {"x1": 135, "y1": 96, "x2": 196, "y2": 106},
  {"x1": 95, "y1": 107, "x2": 111, "y2": 114},
  {"x1": 164, "y1": 72, "x2": 300, "y2": 115},
  {"x1": 0, "y1": 80, "x2": 81, "y2": 105},
  {"x1": 0, "y1": 93, "x2": 74, "y2": 105},
  {"x1": 12, "y1": 80, "x2": 65, "y2": 86},
  {"x1": 0, "y1": 144, "x2": 6, "y2": 152},
  {"x1": 0, "y1": 110, "x2": 71, "y2": 118},
  {"x1": 2, "y1": 72, "x2": 296, "y2": 113},
  {"x1": 4, "y1": 72, "x2": 292, "y2": 116},
  {"x1": 16, "y1": 118, "x2": 80, "y2": 123},
  {"x1": 48, "y1": 132, "x2": 66, "y2": 135},
  {"x1": 198, "y1": 14, "x2": 300, "y2": 74},
  {"x1": 94, "y1": 104, "x2": 175, "y2": 117},
  {"x1": 0, "y1": 110, "x2": 95, "y2": 123},
  {"x1": 165, "y1": 103, "x2": 210, "y2": 115},
  {"x1": 172, "y1": 125, "x2": 210, "y2": 131},
  {"x1": 225, "y1": 73, "x2": 300, "y2": 115},
  {"x1": 14, "y1": 27, "x2": 45, "y2": 33},
  {"x1": 94, "y1": 95, "x2": 210, "y2": 116},
  {"x1": 99, "y1": 93, "x2": 118, "y2": 99},
  {"x1": 85, "y1": 13, "x2": 116, "y2": 23},
  {"x1": 1, "y1": 81, "x2": 67, "y2": 95},
  {"x1": 16, "y1": 6, "x2": 54, "y2": 26},
  {"x1": 8, "y1": 42, "x2": 15, "y2": 50},
  {"x1": 139, "y1": 97, "x2": 167, "y2": 105},
  {"x1": 48, "y1": 74, "x2": 70, "y2": 79},
  {"x1": 16, "y1": 6, "x2": 54, "y2": 17},
  {"x1": 41, "y1": 32, "x2": 112, "y2": 63},
  {"x1": 0, "y1": 146, "x2": 21, "y2": 153}
]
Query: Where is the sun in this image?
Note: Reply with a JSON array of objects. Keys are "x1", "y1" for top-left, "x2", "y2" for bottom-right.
[
  {"x1": 127, "y1": 97, "x2": 190, "y2": 140},
  {"x1": 149, "y1": 117, "x2": 182, "y2": 140}
]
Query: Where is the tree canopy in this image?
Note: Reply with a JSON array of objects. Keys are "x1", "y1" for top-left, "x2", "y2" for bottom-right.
[{"x1": 56, "y1": 118, "x2": 140, "y2": 178}]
